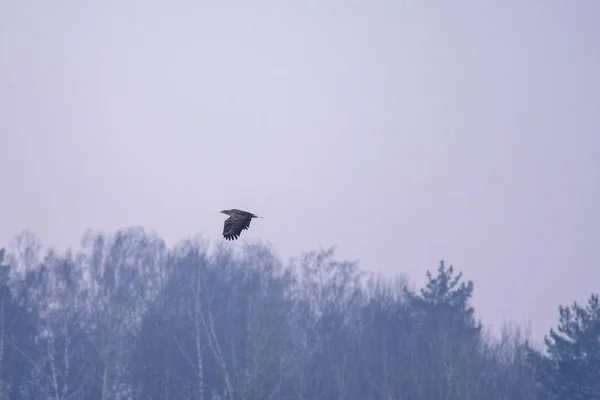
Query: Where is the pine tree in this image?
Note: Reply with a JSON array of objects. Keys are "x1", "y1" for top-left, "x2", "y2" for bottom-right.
[
  {"x1": 402, "y1": 261, "x2": 483, "y2": 399},
  {"x1": 406, "y1": 260, "x2": 481, "y2": 335},
  {"x1": 528, "y1": 293, "x2": 600, "y2": 400}
]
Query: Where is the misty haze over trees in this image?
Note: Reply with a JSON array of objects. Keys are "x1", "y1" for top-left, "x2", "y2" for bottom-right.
[{"x1": 0, "y1": 227, "x2": 598, "y2": 399}]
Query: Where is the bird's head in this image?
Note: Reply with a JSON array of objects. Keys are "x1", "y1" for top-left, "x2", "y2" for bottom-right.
[{"x1": 220, "y1": 210, "x2": 232, "y2": 216}]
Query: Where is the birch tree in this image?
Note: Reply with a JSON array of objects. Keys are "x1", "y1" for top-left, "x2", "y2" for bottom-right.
[
  {"x1": 78, "y1": 227, "x2": 167, "y2": 400},
  {"x1": 0, "y1": 248, "x2": 36, "y2": 399}
]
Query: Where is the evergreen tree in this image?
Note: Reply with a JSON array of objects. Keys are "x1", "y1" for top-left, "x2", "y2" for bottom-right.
[
  {"x1": 406, "y1": 260, "x2": 481, "y2": 335},
  {"x1": 528, "y1": 293, "x2": 600, "y2": 400},
  {"x1": 404, "y1": 260, "x2": 484, "y2": 399}
]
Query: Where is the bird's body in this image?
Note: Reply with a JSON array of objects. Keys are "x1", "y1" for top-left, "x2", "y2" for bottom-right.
[{"x1": 220, "y1": 209, "x2": 262, "y2": 240}]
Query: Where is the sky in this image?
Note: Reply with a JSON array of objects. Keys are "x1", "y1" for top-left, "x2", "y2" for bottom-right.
[{"x1": 1, "y1": 0, "x2": 599, "y2": 342}]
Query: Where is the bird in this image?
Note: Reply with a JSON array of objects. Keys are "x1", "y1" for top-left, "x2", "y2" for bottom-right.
[{"x1": 220, "y1": 209, "x2": 263, "y2": 240}]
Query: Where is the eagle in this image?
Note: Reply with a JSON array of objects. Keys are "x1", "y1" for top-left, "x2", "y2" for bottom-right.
[{"x1": 220, "y1": 209, "x2": 262, "y2": 240}]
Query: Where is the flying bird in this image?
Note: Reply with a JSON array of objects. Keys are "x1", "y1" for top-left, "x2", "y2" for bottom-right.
[{"x1": 220, "y1": 209, "x2": 262, "y2": 240}]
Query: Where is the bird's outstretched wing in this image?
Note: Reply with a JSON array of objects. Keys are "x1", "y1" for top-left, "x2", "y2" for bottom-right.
[{"x1": 223, "y1": 213, "x2": 252, "y2": 240}]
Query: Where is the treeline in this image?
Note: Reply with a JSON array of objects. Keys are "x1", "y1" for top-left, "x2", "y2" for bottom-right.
[{"x1": 0, "y1": 227, "x2": 597, "y2": 399}]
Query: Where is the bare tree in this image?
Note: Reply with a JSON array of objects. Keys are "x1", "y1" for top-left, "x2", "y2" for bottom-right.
[
  {"x1": 77, "y1": 227, "x2": 167, "y2": 400},
  {"x1": 286, "y1": 247, "x2": 366, "y2": 400},
  {"x1": 0, "y1": 228, "x2": 545, "y2": 400},
  {"x1": 6, "y1": 244, "x2": 92, "y2": 399},
  {"x1": 0, "y1": 249, "x2": 33, "y2": 399}
]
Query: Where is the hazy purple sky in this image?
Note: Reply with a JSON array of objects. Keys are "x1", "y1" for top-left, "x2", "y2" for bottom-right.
[{"x1": 1, "y1": 1, "x2": 599, "y2": 341}]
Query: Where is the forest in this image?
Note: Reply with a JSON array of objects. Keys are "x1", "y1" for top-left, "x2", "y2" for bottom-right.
[{"x1": 0, "y1": 226, "x2": 598, "y2": 400}]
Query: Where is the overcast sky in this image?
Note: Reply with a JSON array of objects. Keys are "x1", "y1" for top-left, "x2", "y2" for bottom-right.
[{"x1": 1, "y1": 1, "x2": 599, "y2": 341}]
